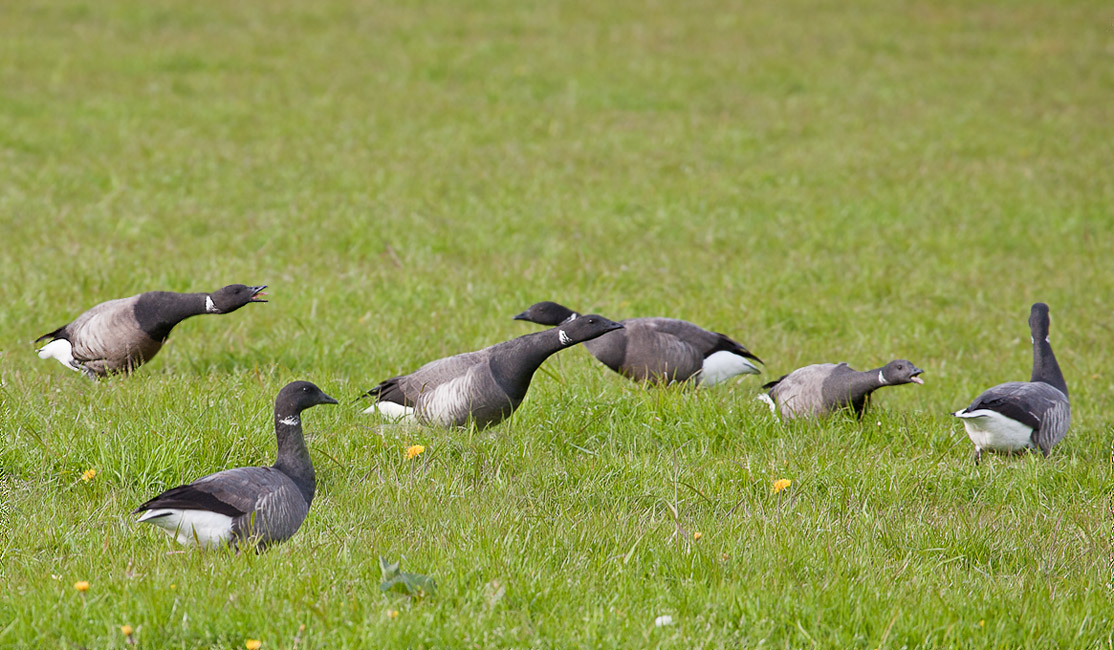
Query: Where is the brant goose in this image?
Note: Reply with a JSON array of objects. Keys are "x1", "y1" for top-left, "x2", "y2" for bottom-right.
[
  {"x1": 36, "y1": 284, "x2": 267, "y2": 377},
  {"x1": 361, "y1": 315, "x2": 624, "y2": 428},
  {"x1": 134, "y1": 381, "x2": 336, "y2": 549},
  {"x1": 512, "y1": 301, "x2": 762, "y2": 386},
  {"x1": 953, "y1": 303, "x2": 1070, "y2": 464},
  {"x1": 760, "y1": 359, "x2": 924, "y2": 420}
]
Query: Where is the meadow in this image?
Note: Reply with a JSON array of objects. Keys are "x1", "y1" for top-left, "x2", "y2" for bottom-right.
[{"x1": 1, "y1": 0, "x2": 1113, "y2": 647}]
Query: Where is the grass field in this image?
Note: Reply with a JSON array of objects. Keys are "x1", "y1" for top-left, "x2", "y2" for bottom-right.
[{"x1": 2, "y1": 0, "x2": 1113, "y2": 647}]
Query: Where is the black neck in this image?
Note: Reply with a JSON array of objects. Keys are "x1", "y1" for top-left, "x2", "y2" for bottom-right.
[
  {"x1": 272, "y1": 410, "x2": 316, "y2": 506},
  {"x1": 135, "y1": 292, "x2": 211, "y2": 341},
  {"x1": 1031, "y1": 337, "x2": 1068, "y2": 397},
  {"x1": 489, "y1": 330, "x2": 566, "y2": 402},
  {"x1": 850, "y1": 368, "x2": 887, "y2": 395}
]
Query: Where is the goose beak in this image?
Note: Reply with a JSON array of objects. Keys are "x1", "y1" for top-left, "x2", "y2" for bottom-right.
[
  {"x1": 249, "y1": 285, "x2": 268, "y2": 302},
  {"x1": 605, "y1": 320, "x2": 625, "y2": 332},
  {"x1": 513, "y1": 311, "x2": 531, "y2": 322},
  {"x1": 910, "y1": 367, "x2": 924, "y2": 385},
  {"x1": 320, "y1": 392, "x2": 339, "y2": 405}
]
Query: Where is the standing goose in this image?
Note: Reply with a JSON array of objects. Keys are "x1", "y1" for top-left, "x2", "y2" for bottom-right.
[
  {"x1": 760, "y1": 359, "x2": 924, "y2": 420},
  {"x1": 953, "y1": 303, "x2": 1070, "y2": 464},
  {"x1": 512, "y1": 301, "x2": 762, "y2": 386},
  {"x1": 361, "y1": 315, "x2": 624, "y2": 428},
  {"x1": 134, "y1": 381, "x2": 336, "y2": 549},
  {"x1": 36, "y1": 284, "x2": 268, "y2": 377}
]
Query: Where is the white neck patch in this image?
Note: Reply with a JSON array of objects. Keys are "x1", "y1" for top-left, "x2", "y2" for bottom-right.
[
  {"x1": 878, "y1": 370, "x2": 887, "y2": 385},
  {"x1": 205, "y1": 296, "x2": 219, "y2": 313},
  {"x1": 559, "y1": 330, "x2": 572, "y2": 346},
  {"x1": 279, "y1": 415, "x2": 300, "y2": 426},
  {"x1": 563, "y1": 312, "x2": 579, "y2": 324}
]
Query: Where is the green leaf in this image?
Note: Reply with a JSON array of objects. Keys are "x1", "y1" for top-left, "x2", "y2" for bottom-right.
[{"x1": 379, "y1": 556, "x2": 437, "y2": 597}]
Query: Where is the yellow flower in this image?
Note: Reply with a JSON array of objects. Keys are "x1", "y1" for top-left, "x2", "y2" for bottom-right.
[
  {"x1": 120, "y1": 625, "x2": 133, "y2": 636},
  {"x1": 74, "y1": 580, "x2": 90, "y2": 592},
  {"x1": 979, "y1": 620, "x2": 985, "y2": 628},
  {"x1": 406, "y1": 445, "x2": 425, "y2": 459},
  {"x1": 772, "y1": 478, "x2": 792, "y2": 494},
  {"x1": 387, "y1": 609, "x2": 399, "y2": 619},
  {"x1": 692, "y1": 531, "x2": 702, "y2": 540},
  {"x1": 245, "y1": 640, "x2": 262, "y2": 650},
  {"x1": 81, "y1": 469, "x2": 97, "y2": 482}
]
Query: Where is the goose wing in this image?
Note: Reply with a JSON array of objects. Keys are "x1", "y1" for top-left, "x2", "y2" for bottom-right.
[
  {"x1": 616, "y1": 319, "x2": 705, "y2": 380},
  {"x1": 134, "y1": 466, "x2": 285, "y2": 518},
  {"x1": 365, "y1": 348, "x2": 491, "y2": 406},
  {"x1": 963, "y1": 382, "x2": 1040, "y2": 429},
  {"x1": 639, "y1": 318, "x2": 762, "y2": 363}
]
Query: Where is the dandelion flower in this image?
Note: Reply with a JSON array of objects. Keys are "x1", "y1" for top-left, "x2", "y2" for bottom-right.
[
  {"x1": 654, "y1": 614, "x2": 674, "y2": 627},
  {"x1": 387, "y1": 609, "x2": 399, "y2": 619},
  {"x1": 120, "y1": 625, "x2": 133, "y2": 635},
  {"x1": 74, "y1": 581, "x2": 90, "y2": 592},
  {"x1": 692, "y1": 531, "x2": 702, "y2": 541},
  {"x1": 81, "y1": 469, "x2": 97, "y2": 482},
  {"x1": 245, "y1": 640, "x2": 262, "y2": 650},
  {"x1": 406, "y1": 445, "x2": 425, "y2": 459},
  {"x1": 772, "y1": 478, "x2": 792, "y2": 494}
]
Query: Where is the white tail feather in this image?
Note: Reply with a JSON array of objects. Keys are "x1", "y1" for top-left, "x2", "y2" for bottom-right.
[
  {"x1": 37, "y1": 339, "x2": 81, "y2": 372},
  {"x1": 700, "y1": 351, "x2": 761, "y2": 386},
  {"x1": 756, "y1": 392, "x2": 778, "y2": 415},
  {"x1": 363, "y1": 401, "x2": 416, "y2": 421},
  {"x1": 137, "y1": 508, "x2": 235, "y2": 549},
  {"x1": 955, "y1": 408, "x2": 1035, "y2": 453}
]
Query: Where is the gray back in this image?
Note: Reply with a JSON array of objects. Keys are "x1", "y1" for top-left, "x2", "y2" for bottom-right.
[
  {"x1": 584, "y1": 318, "x2": 712, "y2": 383},
  {"x1": 198, "y1": 466, "x2": 311, "y2": 547},
  {"x1": 769, "y1": 363, "x2": 843, "y2": 418},
  {"x1": 395, "y1": 348, "x2": 493, "y2": 401},
  {"x1": 388, "y1": 345, "x2": 521, "y2": 428}
]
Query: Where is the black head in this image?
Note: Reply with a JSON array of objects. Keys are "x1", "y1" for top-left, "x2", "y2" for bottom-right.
[
  {"x1": 209, "y1": 284, "x2": 268, "y2": 313},
  {"x1": 1029, "y1": 302, "x2": 1051, "y2": 342},
  {"x1": 514, "y1": 301, "x2": 579, "y2": 326},
  {"x1": 276, "y1": 380, "x2": 339, "y2": 414},
  {"x1": 881, "y1": 360, "x2": 924, "y2": 385},
  {"x1": 556, "y1": 314, "x2": 623, "y2": 345}
]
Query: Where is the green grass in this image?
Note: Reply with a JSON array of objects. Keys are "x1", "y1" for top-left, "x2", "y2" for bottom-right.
[{"x1": 2, "y1": 0, "x2": 1113, "y2": 646}]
